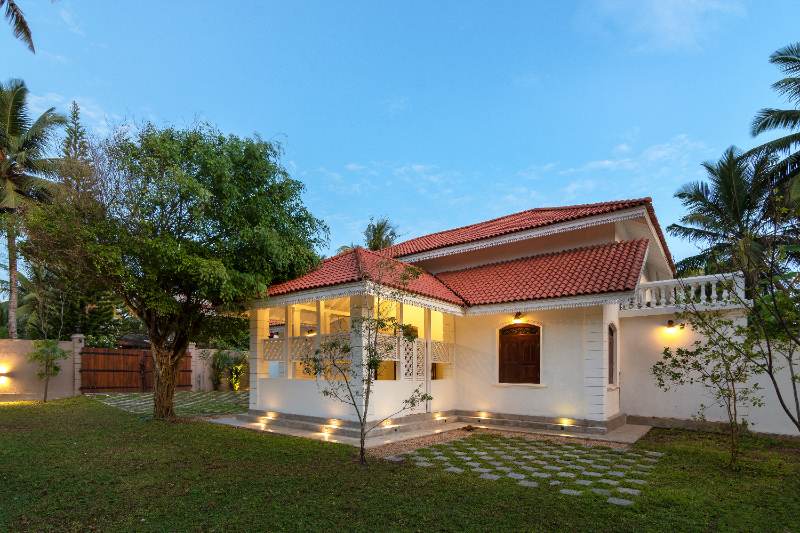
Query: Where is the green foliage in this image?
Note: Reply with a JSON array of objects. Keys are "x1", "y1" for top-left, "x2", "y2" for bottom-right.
[
  {"x1": 228, "y1": 352, "x2": 248, "y2": 392},
  {"x1": 653, "y1": 308, "x2": 764, "y2": 467},
  {"x1": 191, "y1": 315, "x2": 249, "y2": 352},
  {"x1": 23, "y1": 122, "x2": 327, "y2": 418},
  {"x1": 199, "y1": 343, "x2": 248, "y2": 391},
  {"x1": 363, "y1": 216, "x2": 399, "y2": 251},
  {"x1": 1, "y1": 0, "x2": 35, "y2": 52},
  {"x1": 25, "y1": 339, "x2": 71, "y2": 402}
]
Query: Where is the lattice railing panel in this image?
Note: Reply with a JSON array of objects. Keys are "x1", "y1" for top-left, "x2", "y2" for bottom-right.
[
  {"x1": 289, "y1": 336, "x2": 315, "y2": 361},
  {"x1": 376, "y1": 333, "x2": 399, "y2": 361},
  {"x1": 414, "y1": 339, "x2": 426, "y2": 380},
  {"x1": 262, "y1": 339, "x2": 285, "y2": 361},
  {"x1": 431, "y1": 340, "x2": 454, "y2": 364}
]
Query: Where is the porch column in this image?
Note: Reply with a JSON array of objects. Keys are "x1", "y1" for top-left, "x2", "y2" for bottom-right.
[
  {"x1": 424, "y1": 308, "x2": 432, "y2": 413},
  {"x1": 250, "y1": 308, "x2": 269, "y2": 408},
  {"x1": 584, "y1": 306, "x2": 606, "y2": 421},
  {"x1": 396, "y1": 302, "x2": 404, "y2": 380},
  {"x1": 315, "y1": 300, "x2": 324, "y2": 352},
  {"x1": 284, "y1": 305, "x2": 293, "y2": 379},
  {"x1": 349, "y1": 295, "x2": 370, "y2": 421}
]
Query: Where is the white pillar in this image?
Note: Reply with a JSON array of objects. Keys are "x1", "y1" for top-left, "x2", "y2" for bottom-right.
[
  {"x1": 71, "y1": 333, "x2": 85, "y2": 397},
  {"x1": 395, "y1": 303, "x2": 404, "y2": 380},
  {"x1": 315, "y1": 300, "x2": 323, "y2": 353},
  {"x1": 284, "y1": 305, "x2": 293, "y2": 379},
  {"x1": 349, "y1": 295, "x2": 371, "y2": 421},
  {"x1": 424, "y1": 308, "x2": 432, "y2": 413}
]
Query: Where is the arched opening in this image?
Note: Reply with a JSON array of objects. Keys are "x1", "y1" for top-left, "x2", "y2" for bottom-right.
[{"x1": 499, "y1": 324, "x2": 540, "y2": 384}]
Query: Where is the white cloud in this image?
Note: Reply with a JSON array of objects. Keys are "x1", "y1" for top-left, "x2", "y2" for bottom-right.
[
  {"x1": 517, "y1": 163, "x2": 555, "y2": 179},
  {"x1": 60, "y1": 8, "x2": 85, "y2": 36},
  {"x1": 561, "y1": 179, "x2": 597, "y2": 200},
  {"x1": 27, "y1": 93, "x2": 65, "y2": 116},
  {"x1": 613, "y1": 143, "x2": 631, "y2": 154},
  {"x1": 578, "y1": 0, "x2": 746, "y2": 52},
  {"x1": 345, "y1": 163, "x2": 365, "y2": 171},
  {"x1": 381, "y1": 96, "x2": 411, "y2": 112}
]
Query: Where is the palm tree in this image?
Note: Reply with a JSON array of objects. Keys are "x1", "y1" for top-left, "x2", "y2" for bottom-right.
[
  {"x1": 0, "y1": 78, "x2": 66, "y2": 339},
  {"x1": 2, "y1": 0, "x2": 34, "y2": 52},
  {"x1": 336, "y1": 243, "x2": 357, "y2": 255},
  {"x1": 363, "y1": 216, "x2": 399, "y2": 251},
  {"x1": 749, "y1": 42, "x2": 800, "y2": 183},
  {"x1": 667, "y1": 147, "x2": 774, "y2": 283}
]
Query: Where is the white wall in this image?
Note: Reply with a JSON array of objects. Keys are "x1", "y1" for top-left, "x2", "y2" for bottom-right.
[
  {"x1": 0, "y1": 339, "x2": 77, "y2": 401},
  {"x1": 620, "y1": 312, "x2": 800, "y2": 436},
  {"x1": 453, "y1": 307, "x2": 594, "y2": 420}
]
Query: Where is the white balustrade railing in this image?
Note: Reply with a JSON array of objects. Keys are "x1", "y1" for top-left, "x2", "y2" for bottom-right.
[
  {"x1": 622, "y1": 273, "x2": 746, "y2": 310},
  {"x1": 431, "y1": 340, "x2": 454, "y2": 364},
  {"x1": 289, "y1": 336, "x2": 315, "y2": 361}
]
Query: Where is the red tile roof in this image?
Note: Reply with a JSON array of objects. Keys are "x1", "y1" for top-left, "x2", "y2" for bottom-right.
[
  {"x1": 388, "y1": 198, "x2": 674, "y2": 273},
  {"x1": 434, "y1": 239, "x2": 649, "y2": 306},
  {"x1": 268, "y1": 247, "x2": 466, "y2": 306}
]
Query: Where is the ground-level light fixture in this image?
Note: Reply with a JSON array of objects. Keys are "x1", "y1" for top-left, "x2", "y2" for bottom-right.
[
  {"x1": 0, "y1": 366, "x2": 7, "y2": 384},
  {"x1": 667, "y1": 320, "x2": 675, "y2": 330}
]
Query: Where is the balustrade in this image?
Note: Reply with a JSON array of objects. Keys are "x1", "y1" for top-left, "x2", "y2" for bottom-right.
[{"x1": 621, "y1": 273, "x2": 746, "y2": 310}]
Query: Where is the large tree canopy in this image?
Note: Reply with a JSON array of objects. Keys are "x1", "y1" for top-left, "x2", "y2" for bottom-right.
[{"x1": 23, "y1": 123, "x2": 328, "y2": 417}]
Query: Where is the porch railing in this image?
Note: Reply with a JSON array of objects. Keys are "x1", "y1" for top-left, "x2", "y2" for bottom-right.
[{"x1": 621, "y1": 273, "x2": 746, "y2": 310}]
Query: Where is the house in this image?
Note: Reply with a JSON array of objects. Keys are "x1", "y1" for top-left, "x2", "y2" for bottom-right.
[{"x1": 242, "y1": 198, "x2": 796, "y2": 439}]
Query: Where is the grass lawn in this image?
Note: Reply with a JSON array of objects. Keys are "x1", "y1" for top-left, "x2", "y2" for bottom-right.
[
  {"x1": 86, "y1": 391, "x2": 249, "y2": 418},
  {"x1": 0, "y1": 398, "x2": 798, "y2": 532}
]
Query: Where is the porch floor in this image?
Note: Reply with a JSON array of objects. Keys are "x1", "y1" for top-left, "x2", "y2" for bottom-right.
[{"x1": 207, "y1": 417, "x2": 651, "y2": 447}]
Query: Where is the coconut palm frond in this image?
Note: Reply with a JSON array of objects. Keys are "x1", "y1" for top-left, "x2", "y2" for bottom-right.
[{"x1": 1, "y1": 0, "x2": 34, "y2": 53}]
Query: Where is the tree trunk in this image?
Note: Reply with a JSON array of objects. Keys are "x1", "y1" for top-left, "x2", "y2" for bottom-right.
[
  {"x1": 152, "y1": 347, "x2": 184, "y2": 419},
  {"x1": 7, "y1": 227, "x2": 17, "y2": 340},
  {"x1": 43, "y1": 369, "x2": 49, "y2": 403}
]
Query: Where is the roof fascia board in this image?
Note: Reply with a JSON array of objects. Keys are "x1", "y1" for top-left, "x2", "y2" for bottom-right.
[
  {"x1": 464, "y1": 291, "x2": 635, "y2": 316},
  {"x1": 640, "y1": 211, "x2": 673, "y2": 279},
  {"x1": 396, "y1": 207, "x2": 648, "y2": 262}
]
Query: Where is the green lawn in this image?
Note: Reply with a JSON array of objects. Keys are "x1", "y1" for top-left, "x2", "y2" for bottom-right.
[
  {"x1": 86, "y1": 391, "x2": 249, "y2": 418},
  {"x1": 0, "y1": 398, "x2": 798, "y2": 532}
]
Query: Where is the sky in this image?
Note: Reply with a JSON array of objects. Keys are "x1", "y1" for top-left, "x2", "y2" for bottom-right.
[{"x1": 3, "y1": 1, "x2": 798, "y2": 261}]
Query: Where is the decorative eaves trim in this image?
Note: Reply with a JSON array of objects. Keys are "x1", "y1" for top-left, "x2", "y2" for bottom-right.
[
  {"x1": 251, "y1": 283, "x2": 638, "y2": 317},
  {"x1": 396, "y1": 207, "x2": 648, "y2": 263}
]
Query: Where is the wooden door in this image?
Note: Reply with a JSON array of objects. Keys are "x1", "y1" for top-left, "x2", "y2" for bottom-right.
[{"x1": 499, "y1": 325, "x2": 540, "y2": 384}]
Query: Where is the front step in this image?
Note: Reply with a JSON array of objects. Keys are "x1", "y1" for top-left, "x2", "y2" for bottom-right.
[
  {"x1": 458, "y1": 416, "x2": 606, "y2": 435},
  {"x1": 236, "y1": 410, "x2": 455, "y2": 438}
]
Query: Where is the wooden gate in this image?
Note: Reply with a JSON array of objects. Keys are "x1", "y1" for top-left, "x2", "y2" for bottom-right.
[{"x1": 80, "y1": 347, "x2": 192, "y2": 393}]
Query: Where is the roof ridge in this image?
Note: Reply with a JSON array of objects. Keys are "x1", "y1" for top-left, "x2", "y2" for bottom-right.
[
  {"x1": 530, "y1": 198, "x2": 651, "y2": 212},
  {"x1": 434, "y1": 238, "x2": 649, "y2": 277}
]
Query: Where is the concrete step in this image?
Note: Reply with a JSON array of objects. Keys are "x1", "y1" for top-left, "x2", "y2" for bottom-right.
[
  {"x1": 235, "y1": 410, "x2": 454, "y2": 438},
  {"x1": 458, "y1": 415, "x2": 607, "y2": 435}
]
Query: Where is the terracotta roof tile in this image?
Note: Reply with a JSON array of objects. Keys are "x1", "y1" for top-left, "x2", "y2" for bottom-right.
[
  {"x1": 434, "y1": 239, "x2": 649, "y2": 306},
  {"x1": 268, "y1": 247, "x2": 466, "y2": 306},
  {"x1": 388, "y1": 197, "x2": 674, "y2": 274}
]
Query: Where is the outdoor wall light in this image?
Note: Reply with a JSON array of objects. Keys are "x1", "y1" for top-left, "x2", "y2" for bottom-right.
[
  {"x1": 480, "y1": 412, "x2": 487, "y2": 419},
  {"x1": 306, "y1": 330, "x2": 316, "y2": 337},
  {"x1": 513, "y1": 312, "x2": 523, "y2": 324}
]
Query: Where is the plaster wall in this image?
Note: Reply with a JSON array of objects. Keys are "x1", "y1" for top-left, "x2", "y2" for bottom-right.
[
  {"x1": 0, "y1": 339, "x2": 77, "y2": 402},
  {"x1": 453, "y1": 308, "x2": 599, "y2": 420},
  {"x1": 617, "y1": 312, "x2": 800, "y2": 436}
]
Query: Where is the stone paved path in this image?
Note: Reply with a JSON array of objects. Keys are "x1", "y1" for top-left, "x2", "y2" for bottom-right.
[
  {"x1": 87, "y1": 391, "x2": 249, "y2": 418},
  {"x1": 385, "y1": 433, "x2": 662, "y2": 506}
]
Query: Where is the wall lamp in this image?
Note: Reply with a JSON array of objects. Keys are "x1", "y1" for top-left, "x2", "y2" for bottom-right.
[{"x1": 513, "y1": 312, "x2": 523, "y2": 324}]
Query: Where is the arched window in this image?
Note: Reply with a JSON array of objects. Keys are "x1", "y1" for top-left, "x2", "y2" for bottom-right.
[
  {"x1": 608, "y1": 324, "x2": 617, "y2": 385},
  {"x1": 499, "y1": 324, "x2": 540, "y2": 384}
]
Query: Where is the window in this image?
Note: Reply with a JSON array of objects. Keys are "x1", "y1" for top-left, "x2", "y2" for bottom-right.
[
  {"x1": 499, "y1": 325, "x2": 540, "y2": 384},
  {"x1": 608, "y1": 324, "x2": 617, "y2": 384}
]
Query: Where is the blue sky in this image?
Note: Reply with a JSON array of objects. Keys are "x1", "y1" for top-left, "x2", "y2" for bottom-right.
[{"x1": 3, "y1": 1, "x2": 798, "y2": 261}]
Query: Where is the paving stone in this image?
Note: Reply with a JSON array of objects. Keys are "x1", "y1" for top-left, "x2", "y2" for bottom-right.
[
  {"x1": 577, "y1": 459, "x2": 594, "y2": 464},
  {"x1": 642, "y1": 458, "x2": 659, "y2": 463},
  {"x1": 608, "y1": 497, "x2": 634, "y2": 506},
  {"x1": 507, "y1": 472, "x2": 526, "y2": 480},
  {"x1": 431, "y1": 451, "x2": 444, "y2": 455},
  {"x1": 530, "y1": 472, "x2": 551, "y2": 478},
  {"x1": 478, "y1": 473, "x2": 501, "y2": 481},
  {"x1": 630, "y1": 470, "x2": 651, "y2": 476},
  {"x1": 550, "y1": 481, "x2": 562, "y2": 486},
  {"x1": 489, "y1": 461, "x2": 503, "y2": 467},
  {"x1": 512, "y1": 461, "x2": 526, "y2": 466},
  {"x1": 521, "y1": 466, "x2": 538, "y2": 472},
  {"x1": 384, "y1": 456, "x2": 404, "y2": 462},
  {"x1": 565, "y1": 465, "x2": 585, "y2": 470},
  {"x1": 607, "y1": 471, "x2": 625, "y2": 477},
  {"x1": 496, "y1": 467, "x2": 513, "y2": 472},
  {"x1": 444, "y1": 467, "x2": 464, "y2": 473},
  {"x1": 434, "y1": 456, "x2": 451, "y2": 461},
  {"x1": 518, "y1": 480, "x2": 538, "y2": 488},
  {"x1": 617, "y1": 487, "x2": 641, "y2": 496},
  {"x1": 590, "y1": 488, "x2": 611, "y2": 496},
  {"x1": 472, "y1": 467, "x2": 492, "y2": 473},
  {"x1": 598, "y1": 479, "x2": 620, "y2": 486},
  {"x1": 560, "y1": 489, "x2": 582, "y2": 496},
  {"x1": 405, "y1": 451, "x2": 419, "y2": 455},
  {"x1": 461, "y1": 457, "x2": 473, "y2": 461},
  {"x1": 556, "y1": 459, "x2": 573, "y2": 464},
  {"x1": 557, "y1": 471, "x2": 576, "y2": 478},
  {"x1": 452, "y1": 451, "x2": 467, "y2": 455},
  {"x1": 492, "y1": 451, "x2": 504, "y2": 455},
  {"x1": 646, "y1": 451, "x2": 664, "y2": 457},
  {"x1": 583, "y1": 472, "x2": 603, "y2": 477},
  {"x1": 627, "y1": 479, "x2": 647, "y2": 485},
  {"x1": 501, "y1": 455, "x2": 516, "y2": 460},
  {"x1": 638, "y1": 465, "x2": 655, "y2": 469},
  {"x1": 575, "y1": 479, "x2": 593, "y2": 486},
  {"x1": 475, "y1": 452, "x2": 488, "y2": 455},
  {"x1": 522, "y1": 455, "x2": 538, "y2": 460},
  {"x1": 619, "y1": 458, "x2": 636, "y2": 463},
  {"x1": 543, "y1": 465, "x2": 563, "y2": 471},
  {"x1": 416, "y1": 462, "x2": 433, "y2": 467},
  {"x1": 593, "y1": 465, "x2": 611, "y2": 470},
  {"x1": 465, "y1": 462, "x2": 482, "y2": 467}
]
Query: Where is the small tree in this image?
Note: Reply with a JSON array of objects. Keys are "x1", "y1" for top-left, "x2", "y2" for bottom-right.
[
  {"x1": 653, "y1": 305, "x2": 764, "y2": 468},
  {"x1": 302, "y1": 248, "x2": 432, "y2": 465},
  {"x1": 26, "y1": 339, "x2": 70, "y2": 402},
  {"x1": 228, "y1": 352, "x2": 248, "y2": 392}
]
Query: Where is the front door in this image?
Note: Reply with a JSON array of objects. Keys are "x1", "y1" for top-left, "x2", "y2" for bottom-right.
[{"x1": 499, "y1": 325, "x2": 541, "y2": 384}]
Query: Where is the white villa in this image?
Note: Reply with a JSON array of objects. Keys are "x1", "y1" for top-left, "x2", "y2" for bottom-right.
[{"x1": 242, "y1": 198, "x2": 796, "y2": 440}]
